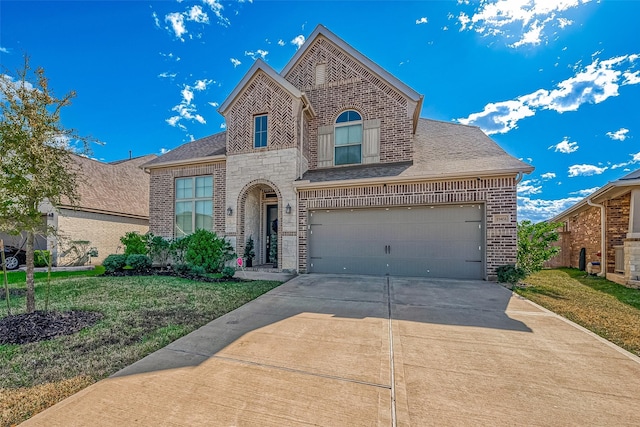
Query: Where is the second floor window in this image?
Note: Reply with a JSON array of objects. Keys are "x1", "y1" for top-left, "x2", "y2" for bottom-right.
[
  {"x1": 334, "y1": 110, "x2": 362, "y2": 165},
  {"x1": 175, "y1": 176, "x2": 213, "y2": 237},
  {"x1": 254, "y1": 114, "x2": 268, "y2": 148}
]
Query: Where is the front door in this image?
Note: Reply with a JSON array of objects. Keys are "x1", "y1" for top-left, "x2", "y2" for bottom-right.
[{"x1": 265, "y1": 205, "x2": 278, "y2": 263}]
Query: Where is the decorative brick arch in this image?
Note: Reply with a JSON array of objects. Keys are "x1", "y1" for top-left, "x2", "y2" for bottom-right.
[
  {"x1": 236, "y1": 179, "x2": 283, "y2": 266},
  {"x1": 331, "y1": 104, "x2": 369, "y2": 123}
]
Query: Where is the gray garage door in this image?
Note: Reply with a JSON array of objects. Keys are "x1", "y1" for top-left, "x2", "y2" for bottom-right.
[{"x1": 308, "y1": 205, "x2": 484, "y2": 279}]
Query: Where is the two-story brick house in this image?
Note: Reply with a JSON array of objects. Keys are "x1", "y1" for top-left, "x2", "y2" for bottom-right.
[{"x1": 143, "y1": 24, "x2": 532, "y2": 280}]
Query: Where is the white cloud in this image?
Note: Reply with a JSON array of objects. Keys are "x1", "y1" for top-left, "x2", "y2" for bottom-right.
[
  {"x1": 245, "y1": 49, "x2": 268, "y2": 60},
  {"x1": 152, "y1": 12, "x2": 160, "y2": 28},
  {"x1": 160, "y1": 148, "x2": 171, "y2": 155},
  {"x1": 517, "y1": 180, "x2": 542, "y2": 195},
  {"x1": 208, "y1": 101, "x2": 219, "y2": 107},
  {"x1": 160, "y1": 52, "x2": 180, "y2": 61},
  {"x1": 158, "y1": 72, "x2": 177, "y2": 79},
  {"x1": 165, "y1": 12, "x2": 187, "y2": 40},
  {"x1": 220, "y1": 123, "x2": 227, "y2": 129},
  {"x1": 416, "y1": 17, "x2": 428, "y2": 25},
  {"x1": 570, "y1": 187, "x2": 599, "y2": 196},
  {"x1": 541, "y1": 172, "x2": 556, "y2": 180},
  {"x1": 202, "y1": 0, "x2": 230, "y2": 26},
  {"x1": 187, "y1": 5, "x2": 209, "y2": 24},
  {"x1": 277, "y1": 39, "x2": 285, "y2": 46},
  {"x1": 458, "y1": 0, "x2": 590, "y2": 48},
  {"x1": 458, "y1": 53, "x2": 640, "y2": 134},
  {"x1": 606, "y1": 128, "x2": 629, "y2": 141},
  {"x1": 442, "y1": 26, "x2": 449, "y2": 31},
  {"x1": 194, "y1": 79, "x2": 213, "y2": 91},
  {"x1": 291, "y1": 35, "x2": 305, "y2": 49},
  {"x1": 166, "y1": 116, "x2": 181, "y2": 127},
  {"x1": 230, "y1": 58, "x2": 241, "y2": 67},
  {"x1": 568, "y1": 164, "x2": 607, "y2": 177},
  {"x1": 181, "y1": 86, "x2": 194, "y2": 104},
  {"x1": 623, "y1": 71, "x2": 640, "y2": 85},
  {"x1": 611, "y1": 151, "x2": 640, "y2": 169},
  {"x1": 549, "y1": 137, "x2": 579, "y2": 154},
  {"x1": 518, "y1": 195, "x2": 583, "y2": 222}
]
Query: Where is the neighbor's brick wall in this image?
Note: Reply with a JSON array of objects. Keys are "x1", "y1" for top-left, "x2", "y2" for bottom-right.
[
  {"x1": 56, "y1": 209, "x2": 148, "y2": 265},
  {"x1": 297, "y1": 176, "x2": 518, "y2": 279},
  {"x1": 606, "y1": 193, "x2": 630, "y2": 273},
  {"x1": 149, "y1": 162, "x2": 226, "y2": 238},
  {"x1": 550, "y1": 193, "x2": 630, "y2": 272},
  {"x1": 284, "y1": 36, "x2": 414, "y2": 169}
]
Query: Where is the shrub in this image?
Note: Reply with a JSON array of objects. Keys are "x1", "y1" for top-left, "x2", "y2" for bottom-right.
[
  {"x1": 170, "y1": 235, "x2": 191, "y2": 265},
  {"x1": 120, "y1": 232, "x2": 148, "y2": 256},
  {"x1": 517, "y1": 220, "x2": 562, "y2": 275},
  {"x1": 173, "y1": 263, "x2": 205, "y2": 277},
  {"x1": 147, "y1": 234, "x2": 171, "y2": 267},
  {"x1": 221, "y1": 266, "x2": 236, "y2": 279},
  {"x1": 496, "y1": 264, "x2": 526, "y2": 285},
  {"x1": 34, "y1": 250, "x2": 51, "y2": 267},
  {"x1": 126, "y1": 254, "x2": 152, "y2": 272},
  {"x1": 103, "y1": 254, "x2": 127, "y2": 273},
  {"x1": 185, "y1": 229, "x2": 235, "y2": 273}
]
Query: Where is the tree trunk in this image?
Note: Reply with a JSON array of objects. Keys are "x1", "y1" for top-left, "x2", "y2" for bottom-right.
[{"x1": 26, "y1": 231, "x2": 35, "y2": 313}]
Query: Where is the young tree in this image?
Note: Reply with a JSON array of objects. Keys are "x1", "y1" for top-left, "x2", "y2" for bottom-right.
[
  {"x1": 0, "y1": 56, "x2": 92, "y2": 312},
  {"x1": 517, "y1": 220, "x2": 563, "y2": 275}
]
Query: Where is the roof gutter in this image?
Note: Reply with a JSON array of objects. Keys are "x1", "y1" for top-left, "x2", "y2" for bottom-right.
[
  {"x1": 587, "y1": 198, "x2": 606, "y2": 277},
  {"x1": 142, "y1": 154, "x2": 226, "y2": 172},
  {"x1": 294, "y1": 168, "x2": 532, "y2": 190}
]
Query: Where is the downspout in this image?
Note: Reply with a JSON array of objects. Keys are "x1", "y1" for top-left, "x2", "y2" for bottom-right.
[
  {"x1": 297, "y1": 102, "x2": 311, "y2": 273},
  {"x1": 587, "y1": 198, "x2": 606, "y2": 277}
]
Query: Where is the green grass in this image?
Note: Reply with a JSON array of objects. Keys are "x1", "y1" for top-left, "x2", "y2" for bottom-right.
[
  {"x1": 514, "y1": 268, "x2": 640, "y2": 357},
  {"x1": 0, "y1": 266, "x2": 105, "y2": 285},
  {"x1": 0, "y1": 274, "x2": 281, "y2": 425}
]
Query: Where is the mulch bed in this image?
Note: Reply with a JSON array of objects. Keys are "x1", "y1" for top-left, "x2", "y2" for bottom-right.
[
  {"x1": 102, "y1": 268, "x2": 243, "y2": 282},
  {"x1": 0, "y1": 310, "x2": 103, "y2": 345}
]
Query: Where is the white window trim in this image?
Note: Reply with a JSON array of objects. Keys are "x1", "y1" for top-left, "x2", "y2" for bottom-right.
[
  {"x1": 334, "y1": 111, "x2": 363, "y2": 166},
  {"x1": 175, "y1": 176, "x2": 213, "y2": 237},
  {"x1": 254, "y1": 114, "x2": 268, "y2": 149}
]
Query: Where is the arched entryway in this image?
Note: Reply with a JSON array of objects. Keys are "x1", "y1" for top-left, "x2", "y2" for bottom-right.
[{"x1": 236, "y1": 179, "x2": 282, "y2": 267}]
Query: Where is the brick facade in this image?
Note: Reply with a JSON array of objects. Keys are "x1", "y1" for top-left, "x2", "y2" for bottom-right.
[
  {"x1": 149, "y1": 162, "x2": 226, "y2": 238},
  {"x1": 284, "y1": 36, "x2": 413, "y2": 169},
  {"x1": 606, "y1": 193, "x2": 630, "y2": 272}
]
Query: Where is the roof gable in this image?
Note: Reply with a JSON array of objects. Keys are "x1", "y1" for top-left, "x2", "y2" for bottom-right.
[
  {"x1": 142, "y1": 132, "x2": 226, "y2": 169},
  {"x1": 218, "y1": 59, "x2": 303, "y2": 115},
  {"x1": 281, "y1": 24, "x2": 422, "y2": 104}
]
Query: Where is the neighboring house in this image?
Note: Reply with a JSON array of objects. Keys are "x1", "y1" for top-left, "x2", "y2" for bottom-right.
[
  {"x1": 142, "y1": 25, "x2": 532, "y2": 280},
  {"x1": 546, "y1": 169, "x2": 640, "y2": 287},
  {"x1": 47, "y1": 154, "x2": 156, "y2": 265}
]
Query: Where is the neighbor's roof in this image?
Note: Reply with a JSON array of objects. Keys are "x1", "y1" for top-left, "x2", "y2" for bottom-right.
[
  {"x1": 141, "y1": 132, "x2": 227, "y2": 169},
  {"x1": 298, "y1": 118, "x2": 533, "y2": 185},
  {"x1": 61, "y1": 154, "x2": 157, "y2": 218},
  {"x1": 548, "y1": 167, "x2": 640, "y2": 222}
]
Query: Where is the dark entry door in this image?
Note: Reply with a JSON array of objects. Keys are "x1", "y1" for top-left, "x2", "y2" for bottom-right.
[{"x1": 265, "y1": 205, "x2": 278, "y2": 263}]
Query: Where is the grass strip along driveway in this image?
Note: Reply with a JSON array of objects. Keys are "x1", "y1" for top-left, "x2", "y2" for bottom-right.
[
  {"x1": 0, "y1": 271, "x2": 281, "y2": 426},
  {"x1": 515, "y1": 268, "x2": 640, "y2": 357}
]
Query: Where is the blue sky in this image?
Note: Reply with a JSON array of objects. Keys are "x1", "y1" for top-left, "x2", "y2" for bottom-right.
[{"x1": 1, "y1": 0, "x2": 639, "y2": 222}]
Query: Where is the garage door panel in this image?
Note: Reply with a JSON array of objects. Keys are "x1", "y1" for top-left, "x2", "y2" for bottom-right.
[{"x1": 309, "y1": 205, "x2": 484, "y2": 279}]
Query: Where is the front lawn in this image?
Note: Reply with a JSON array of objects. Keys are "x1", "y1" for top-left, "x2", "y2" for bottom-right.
[
  {"x1": 0, "y1": 274, "x2": 281, "y2": 425},
  {"x1": 514, "y1": 268, "x2": 640, "y2": 357}
]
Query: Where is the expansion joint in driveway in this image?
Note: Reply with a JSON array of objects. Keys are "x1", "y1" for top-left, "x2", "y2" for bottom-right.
[
  {"x1": 386, "y1": 276, "x2": 397, "y2": 427},
  {"x1": 211, "y1": 354, "x2": 392, "y2": 390}
]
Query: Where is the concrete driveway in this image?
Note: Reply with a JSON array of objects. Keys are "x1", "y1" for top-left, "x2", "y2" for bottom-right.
[{"x1": 24, "y1": 275, "x2": 640, "y2": 426}]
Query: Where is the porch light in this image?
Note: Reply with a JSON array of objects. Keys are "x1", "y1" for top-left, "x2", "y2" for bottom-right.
[
  {"x1": 285, "y1": 203, "x2": 292, "y2": 214},
  {"x1": 227, "y1": 207, "x2": 233, "y2": 216}
]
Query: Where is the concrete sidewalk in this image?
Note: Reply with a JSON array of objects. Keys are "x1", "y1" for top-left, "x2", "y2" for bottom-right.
[{"x1": 23, "y1": 275, "x2": 640, "y2": 426}]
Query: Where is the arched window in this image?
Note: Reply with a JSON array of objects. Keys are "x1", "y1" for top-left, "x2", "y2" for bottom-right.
[{"x1": 334, "y1": 110, "x2": 362, "y2": 165}]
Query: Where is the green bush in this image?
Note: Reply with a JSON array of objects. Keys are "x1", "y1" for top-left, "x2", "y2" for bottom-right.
[
  {"x1": 126, "y1": 254, "x2": 152, "y2": 272},
  {"x1": 221, "y1": 266, "x2": 236, "y2": 279},
  {"x1": 34, "y1": 250, "x2": 51, "y2": 267},
  {"x1": 185, "y1": 229, "x2": 235, "y2": 273},
  {"x1": 170, "y1": 235, "x2": 191, "y2": 265},
  {"x1": 120, "y1": 231, "x2": 148, "y2": 256},
  {"x1": 173, "y1": 263, "x2": 205, "y2": 277},
  {"x1": 147, "y1": 233, "x2": 171, "y2": 267},
  {"x1": 496, "y1": 264, "x2": 526, "y2": 284},
  {"x1": 103, "y1": 254, "x2": 127, "y2": 273}
]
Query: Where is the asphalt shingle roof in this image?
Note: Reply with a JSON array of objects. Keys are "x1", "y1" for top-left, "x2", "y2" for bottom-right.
[
  {"x1": 63, "y1": 154, "x2": 157, "y2": 218},
  {"x1": 142, "y1": 132, "x2": 226, "y2": 168},
  {"x1": 299, "y1": 118, "x2": 532, "y2": 183}
]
